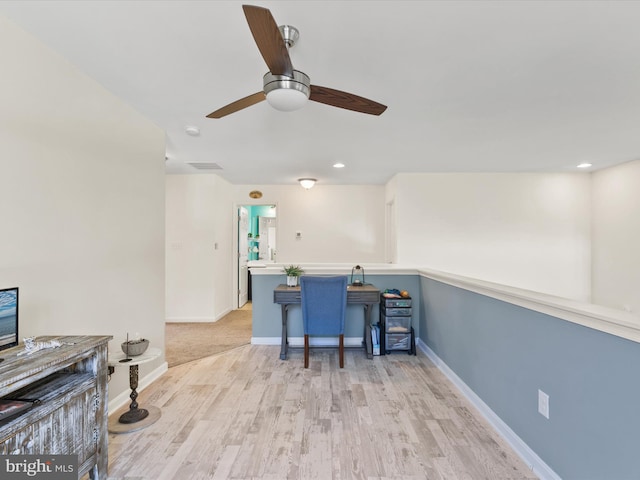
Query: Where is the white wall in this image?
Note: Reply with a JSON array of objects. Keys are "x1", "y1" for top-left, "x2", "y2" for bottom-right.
[
  {"x1": 164, "y1": 180, "x2": 387, "y2": 317},
  {"x1": 384, "y1": 176, "x2": 398, "y2": 263},
  {"x1": 166, "y1": 175, "x2": 234, "y2": 322},
  {"x1": 0, "y1": 16, "x2": 166, "y2": 402},
  {"x1": 591, "y1": 159, "x2": 640, "y2": 313},
  {"x1": 391, "y1": 173, "x2": 592, "y2": 300},
  {"x1": 232, "y1": 184, "x2": 386, "y2": 264},
  {"x1": 167, "y1": 173, "x2": 597, "y2": 315}
]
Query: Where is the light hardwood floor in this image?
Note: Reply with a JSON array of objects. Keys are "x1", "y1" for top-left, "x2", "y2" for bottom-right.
[{"x1": 103, "y1": 345, "x2": 538, "y2": 480}]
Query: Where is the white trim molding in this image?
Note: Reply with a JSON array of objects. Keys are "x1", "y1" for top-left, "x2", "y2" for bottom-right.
[
  {"x1": 418, "y1": 267, "x2": 640, "y2": 345},
  {"x1": 248, "y1": 263, "x2": 418, "y2": 276},
  {"x1": 165, "y1": 308, "x2": 232, "y2": 324},
  {"x1": 253, "y1": 263, "x2": 640, "y2": 345}
]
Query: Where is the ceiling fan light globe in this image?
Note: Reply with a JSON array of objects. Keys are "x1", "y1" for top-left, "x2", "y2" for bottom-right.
[
  {"x1": 263, "y1": 70, "x2": 311, "y2": 112},
  {"x1": 266, "y1": 88, "x2": 308, "y2": 112}
]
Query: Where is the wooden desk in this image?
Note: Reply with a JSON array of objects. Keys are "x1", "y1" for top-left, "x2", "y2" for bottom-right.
[{"x1": 273, "y1": 284, "x2": 380, "y2": 360}]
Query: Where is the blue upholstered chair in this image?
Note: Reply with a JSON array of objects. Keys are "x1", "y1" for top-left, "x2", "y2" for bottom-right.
[{"x1": 300, "y1": 275, "x2": 348, "y2": 368}]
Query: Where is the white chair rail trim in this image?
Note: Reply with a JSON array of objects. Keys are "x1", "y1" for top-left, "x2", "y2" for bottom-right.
[
  {"x1": 249, "y1": 263, "x2": 640, "y2": 345},
  {"x1": 418, "y1": 267, "x2": 640, "y2": 345},
  {"x1": 248, "y1": 263, "x2": 417, "y2": 276}
]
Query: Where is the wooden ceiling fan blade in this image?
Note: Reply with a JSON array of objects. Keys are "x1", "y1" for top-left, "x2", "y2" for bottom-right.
[
  {"x1": 206, "y1": 92, "x2": 265, "y2": 119},
  {"x1": 242, "y1": 5, "x2": 293, "y2": 77},
  {"x1": 309, "y1": 85, "x2": 387, "y2": 116}
]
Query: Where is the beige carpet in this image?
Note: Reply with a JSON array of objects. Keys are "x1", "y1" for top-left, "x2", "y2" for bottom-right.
[{"x1": 165, "y1": 306, "x2": 252, "y2": 367}]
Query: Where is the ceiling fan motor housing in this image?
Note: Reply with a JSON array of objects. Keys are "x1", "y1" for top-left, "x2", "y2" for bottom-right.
[
  {"x1": 278, "y1": 25, "x2": 299, "y2": 47},
  {"x1": 263, "y1": 70, "x2": 311, "y2": 111}
]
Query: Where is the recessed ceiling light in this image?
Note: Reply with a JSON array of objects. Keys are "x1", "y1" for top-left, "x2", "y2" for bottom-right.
[
  {"x1": 185, "y1": 125, "x2": 200, "y2": 136},
  {"x1": 333, "y1": 163, "x2": 345, "y2": 168},
  {"x1": 577, "y1": 163, "x2": 592, "y2": 169}
]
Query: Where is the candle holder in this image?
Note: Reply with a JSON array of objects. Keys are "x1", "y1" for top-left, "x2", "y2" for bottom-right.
[{"x1": 351, "y1": 265, "x2": 365, "y2": 286}]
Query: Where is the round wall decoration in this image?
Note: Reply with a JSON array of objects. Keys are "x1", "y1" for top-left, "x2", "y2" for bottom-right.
[{"x1": 249, "y1": 190, "x2": 263, "y2": 199}]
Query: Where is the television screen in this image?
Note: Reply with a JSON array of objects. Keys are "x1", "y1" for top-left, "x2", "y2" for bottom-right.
[{"x1": 0, "y1": 287, "x2": 18, "y2": 351}]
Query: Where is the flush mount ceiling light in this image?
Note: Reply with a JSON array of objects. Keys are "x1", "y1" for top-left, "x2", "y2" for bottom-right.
[
  {"x1": 298, "y1": 178, "x2": 317, "y2": 189},
  {"x1": 333, "y1": 162, "x2": 345, "y2": 168},
  {"x1": 577, "y1": 163, "x2": 593, "y2": 169},
  {"x1": 185, "y1": 125, "x2": 200, "y2": 136}
]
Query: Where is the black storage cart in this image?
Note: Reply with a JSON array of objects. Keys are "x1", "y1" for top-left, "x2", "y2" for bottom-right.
[{"x1": 379, "y1": 294, "x2": 416, "y2": 355}]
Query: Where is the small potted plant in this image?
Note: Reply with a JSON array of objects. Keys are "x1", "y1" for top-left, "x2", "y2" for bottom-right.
[{"x1": 283, "y1": 265, "x2": 304, "y2": 287}]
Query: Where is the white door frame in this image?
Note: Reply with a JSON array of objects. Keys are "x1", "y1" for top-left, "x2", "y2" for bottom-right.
[
  {"x1": 238, "y1": 206, "x2": 249, "y2": 307},
  {"x1": 231, "y1": 202, "x2": 278, "y2": 309}
]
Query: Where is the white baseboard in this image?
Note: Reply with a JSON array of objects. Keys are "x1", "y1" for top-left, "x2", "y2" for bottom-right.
[
  {"x1": 165, "y1": 317, "x2": 214, "y2": 323},
  {"x1": 251, "y1": 337, "x2": 282, "y2": 345},
  {"x1": 416, "y1": 339, "x2": 561, "y2": 480},
  {"x1": 215, "y1": 308, "x2": 233, "y2": 321},
  {"x1": 165, "y1": 308, "x2": 232, "y2": 323},
  {"x1": 252, "y1": 336, "x2": 364, "y2": 347},
  {"x1": 107, "y1": 361, "x2": 169, "y2": 415}
]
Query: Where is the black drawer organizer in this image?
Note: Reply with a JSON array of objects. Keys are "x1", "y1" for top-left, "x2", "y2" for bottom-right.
[{"x1": 379, "y1": 293, "x2": 416, "y2": 355}]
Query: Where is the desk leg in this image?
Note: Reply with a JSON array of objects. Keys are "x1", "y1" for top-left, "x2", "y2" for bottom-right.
[
  {"x1": 118, "y1": 364, "x2": 149, "y2": 424},
  {"x1": 280, "y1": 304, "x2": 289, "y2": 360},
  {"x1": 364, "y1": 304, "x2": 373, "y2": 359}
]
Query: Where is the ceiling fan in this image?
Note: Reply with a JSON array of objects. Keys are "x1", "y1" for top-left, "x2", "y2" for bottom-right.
[{"x1": 206, "y1": 4, "x2": 387, "y2": 119}]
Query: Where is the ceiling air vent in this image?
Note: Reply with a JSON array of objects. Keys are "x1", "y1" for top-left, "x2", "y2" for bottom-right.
[{"x1": 188, "y1": 162, "x2": 223, "y2": 171}]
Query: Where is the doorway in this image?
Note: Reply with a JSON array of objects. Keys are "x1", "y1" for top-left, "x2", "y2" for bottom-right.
[
  {"x1": 236, "y1": 204, "x2": 277, "y2": 308},
  {"x1": 238, "y1": 206, "x2": 249, "y2": 307}
]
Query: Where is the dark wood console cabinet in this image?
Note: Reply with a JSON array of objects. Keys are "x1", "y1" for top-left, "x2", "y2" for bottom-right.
[{"x1": 0, "y1": 335, "x2": 112, "y2": 479}]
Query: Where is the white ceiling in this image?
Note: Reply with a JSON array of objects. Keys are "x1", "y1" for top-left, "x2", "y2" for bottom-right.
[{"x1": 2, "y1": 0, "x2": 640, "y2": 185}]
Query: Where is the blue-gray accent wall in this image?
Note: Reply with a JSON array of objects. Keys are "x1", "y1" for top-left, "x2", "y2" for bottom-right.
[
  {"x1": 420, "y1": 276, "x2": 640, "y2": 480},
  {"x1": 251, "y1": 273, "x2": 420, "y2": 339}
]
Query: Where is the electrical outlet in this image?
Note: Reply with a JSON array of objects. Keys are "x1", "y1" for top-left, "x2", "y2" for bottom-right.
[{"x1": 538, "y1": 389, "x2": 549, "y2": 419}]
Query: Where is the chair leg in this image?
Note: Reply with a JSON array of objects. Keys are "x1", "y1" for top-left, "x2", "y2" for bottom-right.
[
  {"x1": 304, "y1": 334, "x2": 309, "y2": 368},
  {"x1": 339, "y1": 334, "x2": 344, "y2": 368}
]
